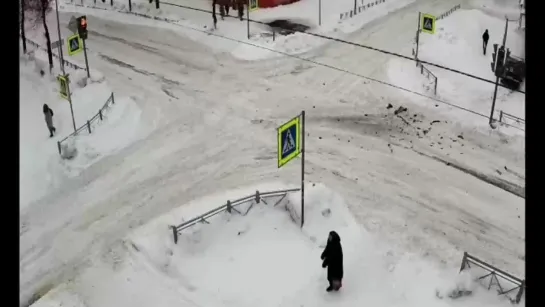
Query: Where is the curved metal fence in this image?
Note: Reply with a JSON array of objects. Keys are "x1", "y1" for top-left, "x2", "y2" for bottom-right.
[
  {"x1": 170, "y1": 188, "x2": 301, "y2": 244},
  {"x1": 57, "y1": 92, "x2": 115, "y2": 156}
]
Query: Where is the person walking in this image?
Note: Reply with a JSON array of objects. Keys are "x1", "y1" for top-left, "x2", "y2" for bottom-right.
[
  {"x1": 43, "y1": 104, "x2": 56, "y2": 137},
  {"x1": 482, "y1": 29, "x2": 490, "y2": 55},
  {"x1": 321, "y1": 231, "x2": 344, "y2": 292}
]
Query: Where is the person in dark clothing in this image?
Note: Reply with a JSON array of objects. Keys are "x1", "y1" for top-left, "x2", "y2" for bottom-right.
[
  {"x1": 482, "y1": 29, "x2": 490, "y2": 55},
  {"x1": 43, "y1": 104, "x2": 56, "y2": 137},
  {"x1": 321, "y1": 231, "x2": 344, "y2": 292}
]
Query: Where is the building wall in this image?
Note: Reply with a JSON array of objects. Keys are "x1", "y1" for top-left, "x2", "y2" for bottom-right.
[{"x1": 258, "y1": 0, "x2": 301, "y2": 9}]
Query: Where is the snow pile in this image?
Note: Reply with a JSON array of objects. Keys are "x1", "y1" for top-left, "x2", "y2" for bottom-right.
[
  {"x1": 29, "y1": 183, "x2": 516, "y2": 307},
  {"x1": 387, "y1": 8, "x2": 525, "y2": 135},
  {"x1": 20, "y1": 51, "x2": 146, "y2": 208}
]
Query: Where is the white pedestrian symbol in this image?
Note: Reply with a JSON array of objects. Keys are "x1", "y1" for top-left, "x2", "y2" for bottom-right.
[
  {"x1": 282, "y1": 129, "x2": 296, "y2": 156},
  {"x1": 71, "y1": 39, "x2": 79, "y2": 51},
  {"x1": 424, "y1": 18, "x2": 433, "y2": 30}
]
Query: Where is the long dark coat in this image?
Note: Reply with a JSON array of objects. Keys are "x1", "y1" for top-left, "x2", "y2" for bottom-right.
[
  {"x1": 321, "y1": 231, "x2": 344, "y2": 281},
  {"x1": 43, "y1": 104, "x2": 54, "y2": 130},
  {"x1": 482, "y1": 30, "x2": 489, "y2": 42}
]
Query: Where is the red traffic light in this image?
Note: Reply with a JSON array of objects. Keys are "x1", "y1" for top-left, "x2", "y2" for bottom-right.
[{"x1": 80, "y1": 16, "x2": 87, "y2": 29}]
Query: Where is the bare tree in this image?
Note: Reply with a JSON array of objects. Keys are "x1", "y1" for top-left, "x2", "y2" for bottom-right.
[
  {"x1": 24, "y1": 0, "x2": 54, "y2": 71},
  {"x1": 40, "y1": 0, "x2": 54, "y2": 72},
  {"x1": 21, "y1": 0, "x2": 27, "y2": 53}
]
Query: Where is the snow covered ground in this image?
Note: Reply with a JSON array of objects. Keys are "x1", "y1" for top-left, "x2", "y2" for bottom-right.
[
  {"x1": 29, "y1": 183, "x2": 517, "y2": 307},
  {"x1": 387, "y1": 4, "x2": 525, "y2": 134},
  {"x1": 61, "y1": 0, "x2": 416, "y2": 60},
  {"x1": 19, "y1": 37, "x2": 149, "y2": 208},
  {"x1": 20, "y1": 0, "x2": 525, "y2": 306}
]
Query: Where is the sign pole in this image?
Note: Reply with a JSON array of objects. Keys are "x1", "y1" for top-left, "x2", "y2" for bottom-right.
[
  {"x1": 82, "y1": 39, "x2": 91, "y2": 78},
  {"x1": 301, "y1": 110, "x2": 305, "y2": 228},
  {"x1": 415, "y1": 12, "x2": 421, "y2": 65},
  {"x1": 55, "y1": 0, "x2": 65, "y2": 74},
  {"x1": 247, "y1": 3, "x2": 250, "y2": 39},
  {"x1": 63, "y1": 76, "x2": 77, "y2": 133},
  {"x1": 489, "y1": 18, "x2": 509, "y2": 126}
]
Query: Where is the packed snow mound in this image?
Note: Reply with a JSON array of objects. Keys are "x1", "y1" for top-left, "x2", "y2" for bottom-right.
[{"x1": 30, "y1": 183, "x2": 517, "y2": 307}]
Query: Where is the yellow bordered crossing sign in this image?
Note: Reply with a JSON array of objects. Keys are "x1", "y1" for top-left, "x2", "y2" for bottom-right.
[
  {"x1": 421, "y1": 13, "x2": 436, "y2": 34},
  {"x1": 277, "y1": 115, "x2": 301, "y2": 168},
  {"x1": 249, "y1": 0, "x2": 259, "y2": 12},
  {"x1": 57, "y1": 75, "x2": 69, "y2": 100},
  {"x1": 67, "y1": 34, "x2": 83, "y2": 56}
]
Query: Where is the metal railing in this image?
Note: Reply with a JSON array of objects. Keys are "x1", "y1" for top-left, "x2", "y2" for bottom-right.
[
  {"x1": 170, "y1": 188, "x2": 301, "y2": 244},
  {"x1": 459, "y1": 252, "x2": 525, "y2": 304},
  {"x1": 417, "y1": 61, "x2": 438, "y2": 95},
  {"x1": 499, "y1": 110, "x2": 525, "y2": 126},
  {"x1": 69, "y1": 1, "x2": 180, "y2": 22},
  {"x1": 57, "y1": 92, "x2": 116, "y2": 156},
  {"x1": 339, "y1": 0, "x2": 387, "y2": 21},
  {"x1": 21, "y1": 37, "x2": 87, "y2": 72},
  {"x1": 437, "y1": 4, "x2": 461, "y2": 21}
]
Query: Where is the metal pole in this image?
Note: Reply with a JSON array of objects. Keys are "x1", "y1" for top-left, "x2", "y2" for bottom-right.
[
  {"x1": 354, "y1": 0, "x2": 357, "y2": 14},
  {"x1": 54, "y1": 0, "x2": 65, "y2": 75},
  {"x1": 489, "y1": 18, "x2": 509, "y2": 126},
  {"x1": 66, "y1": 79, "x2": 77, "y2": 132},
  {"x1": 319, "y1": 0, "x2": 321, "y2": 26},
  {"x1": 415, "y1": 12, "x2": 421, "y2": 65},
  {"x1": 247, "y1": 3, "x2": 250, "y2": 39},
  {"x1": 82, "y1": 39, "x2": 91, "y2": 78},
  {"x1": 301, "y1": 110, "x2": 305, "y2": 228}
]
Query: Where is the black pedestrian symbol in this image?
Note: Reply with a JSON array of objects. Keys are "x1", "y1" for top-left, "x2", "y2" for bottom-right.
[
  {"x1": 421, "y1": 14, "x2": 436, "y2": 34},
  {"x1": 70, "y1": 39, "x2": 80, "y2": 52},
  {"x1": 282, "y1": 127, "x2": 296, "y2": 158}
]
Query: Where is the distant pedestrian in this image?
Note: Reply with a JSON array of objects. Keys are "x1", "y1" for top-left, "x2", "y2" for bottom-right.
[
  {"x1": 321, "y1": 231, "x2": 344, "y2": 292},
  {"x1": 482, "y1": 29, "x2": 490, "y2": 55},
  {"x1": 43, "y1": 104, "x2": 56, "y2": 137}
]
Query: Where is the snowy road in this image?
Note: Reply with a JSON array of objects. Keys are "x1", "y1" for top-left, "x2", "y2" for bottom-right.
[{"x1": 20, "y1": 0, "x2": 525, "y2": 304}]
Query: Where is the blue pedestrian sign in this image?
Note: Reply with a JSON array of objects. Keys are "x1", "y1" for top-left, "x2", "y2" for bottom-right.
[{"x1": 277, "y1": 115, "x2": 301, "y2": 168}]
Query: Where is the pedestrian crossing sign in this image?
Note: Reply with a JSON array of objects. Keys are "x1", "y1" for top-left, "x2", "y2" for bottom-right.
[
  {"x1": 421, "y1": 14, "x2": 436, "y2": 34},
  {"x1": 57, "y1": 74, "x2": 69, "y2": 100},
  {"x1": 277, "y1": 115, "x2": 301, "y2": 168},
  {"x1": 67, "y1": 34, "x2": 83, "y2": 56}
]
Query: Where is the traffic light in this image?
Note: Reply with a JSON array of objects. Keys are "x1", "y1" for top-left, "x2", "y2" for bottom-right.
[{"x1": 77, "y1": 15, "x2": 88, "y2": 40}]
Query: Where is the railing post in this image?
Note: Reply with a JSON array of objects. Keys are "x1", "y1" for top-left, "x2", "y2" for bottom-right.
[
  {"x1": 499, "y1": 110, "x2": 503, "y2": 123},
  {"x1": 515, "y1": 280, "x2": 525, "y2": 303},
  {"x1": 434, "y1": 77, "x2": 437, "y2": 95},
  {"x1": 111, "y1": 92, "x2": 115, "y2": 104},
  {"x1": 459, "y1": 252, "x2": 468, "y2": 272},
  {"x1": 255, "y1": 190, "x2": 260, "y2": 204},
  {"x1": 57, "y1": 141, "x2": 62, "y2": 155},
  {"x1": 421, "y1": 64, "x2": 423, "y2": 74},
  {"x1": 99, "y1": 109, "x2": 103, "y2": 120},
  {"x1": 226, "y1": 200, "x2": 232, "y2": 213},
  {"x1": 87, "y1": 120, "x2": 91, "y2": 133},
  {"x1": 170, "y1": 225, "x2": 178, "y2": 244}
]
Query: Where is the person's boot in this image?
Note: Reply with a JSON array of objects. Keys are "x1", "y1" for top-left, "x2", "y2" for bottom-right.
[{"x1": 326, "y1": 281, "x2": 333, "y2": 292}]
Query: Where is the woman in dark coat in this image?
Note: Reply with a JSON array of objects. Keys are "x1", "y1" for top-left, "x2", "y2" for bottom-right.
[
  {"x1": 43, "y1": 104, "x2": 56, "y2": 137},
  {"x1": 321, "y1": 231, "x2": 344, "y2": 292}
]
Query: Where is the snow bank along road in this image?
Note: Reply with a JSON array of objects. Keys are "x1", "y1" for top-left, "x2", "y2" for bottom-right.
[{"x1": 20, "y1": 0, "x2": 525, "y2": 304}]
